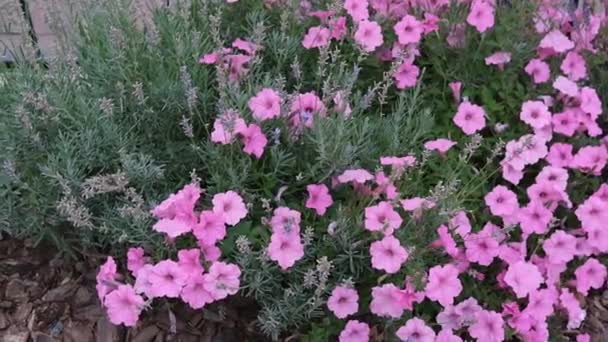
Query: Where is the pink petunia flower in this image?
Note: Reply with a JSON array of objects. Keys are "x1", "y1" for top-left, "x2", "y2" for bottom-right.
[
  {"x1": 289, "y1": 92, "x2": 327, "y2": 129},
  {"x1": 354, "y1": 20, "x2": 384, "y2": 52},
  {"x1": 552, "y1": 108, "x2": 579, "y2": 137},
  {"x1": 449, "y1": 211, "x2": 472, "y2": 237},
  {"x1": 394, "y1": 15, "x2": 423, "y2": 45},
  {"x1": 520, "y1": 100, "x2": 551, "y2": 129},
  {"x1": 302, "y1": 26, "x2": 331, "y2": 49},
  {"x1": 524, "y1": 286, "x2": 558, "y2": 319},
  {"x1": 337, "y1": 168, "x2": 374, "y2": 184},
  {"x1": 501, "y1": 160, "x2": 524, "y2": 185},
  {"x1": 543, "y1": 230, "x2": 577, "y2": 264},
  {"x1": 180, "y1": 272, "x2": 214, "y2": 309},
  {"x1": 327, "y1": 286, "x2": 359, "y2": 319},
  {"x1": 127, "y1": 247, "x2": 146, "y2": 276},
  {"x1": 133, "y1": 264, "x2": 154, "y2": 297},
  {"x1": 546, "y1": 143, "x2": 574, "y2": 168},
  {"x1": 464, "y1": 227, "x2": 499, "y2": 266},
  {"x1": 393, "y1": 62, "x2": 420, "y2": 89},
  {"x1": 575, "y1": 258, "x2": 607, "y2": 295},
  {"x1": 504, "y1": 261, "x2": 543, "y2": 298},
  {"x1": 466, "y1": 0, "x2": 495, "y2": 33},
  {"x1": 344, "y1": 0, "x2": 369, "y2": 22},
  {"x1": 370, "y1": 283, "x2": 406, "y2": 318},
  {"x1": 151, "y1": 183, "x2": 201, "y2": 238},
  {"x1": 202, "y1": 261, "x2": 241, "y2": 300},
  {"x1": 211, "y1": 110, "x2": 247, "y2": 145},
  {"x1": 193, "y1": 210, "x2": 226, "y2": 245},
  {"x1": 484, "y1": 185, "x2": 519, "y2": 217},
  {"x1": 305, "y1": 184, "x2": 333, "y2": 216},
  {"x1": 436, "y1": 329, "x2": 463, "y2": 342},
  {"x1": 339, "y1": 320, "x2": 369, "y2": 342},
  {"x1": 177, "y1": 248, "x2": 204, "y2": 279},
  {"x1": 518, "y1": 201, "x2": 552, "y2": 235},
  {"x1": 468, "y1": 310, "x2": 504, "y2": 342},
  {"x1": 449, "y1": 81, "x2": 462, "y2": 104},
  {"x1": 525, "y1": 58, "x2": 551, "y2": 84},
  {"x1": 455, "y1": 297, "x2": 482, "y2": 324},
  {"x1": 370, "y1": 235, "x2": 409, "y2": 273},
  {"x1": 96, "y1": 256, "x2": 118, "y2": 302},
  {"x1": 239, "y1": 123, "x2": 268, "y2": 159},
  {"x1": 270, "y1": 207, "x2": 301, "y2": 235},
  {"x1": 437, "y1": 306, "x2": 464, "y2": 331},
  {"x1": 198, "y1": 240, "x2": 222, "y2": 262},
  {"x1": 425, "y1": 264, "x2": 462, "y2": 307},
  {"x1": 148, "y1": 260, "x2": 188, "y2": 298},
  {"x1": 104, "y1": 285, "x2": 144, "y2": 327},
  {"x1": 248, "y1": 88, "x2": 281, "y2": 121},
  {"x1": 539, "y1": 30, "x2": 574, "y2": 54},
  {"x1": 559, "y1": 288, "x2": 586, "y2": 329},
  {"x1": 267, "y1": 232, "x2": 305, "y2": 270},
  {"x1": 212, "y1": 191, "x2": 247, "y2": 226},
  {"x1": 225, "y1": 54, "x2": 252, "y2": 82},
  {"x1": 424, "y1": 139, "x2": 457, "y2": 156},
  {"x1": 232, "y1": 38, "x2": 258, "y2": 55},
  {"x1": 364, "y1": 201, "x2": 403, "y2": 235},
  {"x1": 579, "y1": 86, "x2": 602, "y2": 117},
  {"x1": 447, "y1": 23, "x2": 466, "y2": 48},
  {"x1": 561, "y1": 51, "x2": 587, "y2": 81},
  {"x1": 330, "y1": 17, "x2": 348, "y2": 40},
  {"x1": 396, "y1": 318, "x2": 436, "y2": 342},
  {"x1": 453, "y1": 101, "x2": 486, "y2": 135},
  {"x1": 485, "y1": 51, "x2": 511, "y2": 70},
  {"x1": 572, "y1": 145, "x2": 608, "y2": 176},
  {"x1": 553, "y1": 76, "x2": 579, "y2": 97}
]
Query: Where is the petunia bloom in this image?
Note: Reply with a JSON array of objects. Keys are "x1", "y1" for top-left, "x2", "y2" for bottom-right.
[
  {"x1": 305, "y1": 184, "x2": 333, "y2": 216},
  {"x1": 425, "y1": 264, "x2": 463, "y2": 307},
  {"x1": 504, "y1": 261, "x2": 544, "y2": 298},
  {"x1": 327, "y1": 286, "x2": 359, "y2": 319},
  {"x1": 104, "y1": 285, "x2": 144, "y2": 327},
  {"x1": 466, "y1": 0, "x2": 495, "y2": 33},
  {"x1": 453, "y1": 101, "x2": 486, "y2": 135},
  {"x1": 364, "y1": 201, "x2": 403, "y2": 235},
  {"x1": 248, "y1": 88, "x2": 281, "y2": 121},
  {"x1": 354, "y1": 20, "x2": 384, "y2": 52},
  {"x1": 396, "y1": 318, "x2": 436, "y2": 342},
  {"x1": 339, "y1": 320, "x2": 370, "y2": 342},
  {"x1": 370, "y1": 235, "x2": 409, "y2": 274},
  {"x1": 212, "y1": 191, "x2": 247, "y2": 226}
]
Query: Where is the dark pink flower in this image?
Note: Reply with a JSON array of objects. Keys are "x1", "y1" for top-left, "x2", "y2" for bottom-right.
[{"x1": 305, "y1": 184, "x2": 333, "y2": 216}]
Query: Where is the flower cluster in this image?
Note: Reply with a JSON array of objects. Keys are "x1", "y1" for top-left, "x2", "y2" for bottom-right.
[{"x1": 96, "y1": 184, "x2": 243, "y2": 326}]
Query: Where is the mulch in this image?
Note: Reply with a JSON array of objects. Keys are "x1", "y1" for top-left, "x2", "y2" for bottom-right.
[{"x1": 0, "y1": 235, "x2": 266, "y2": 342}]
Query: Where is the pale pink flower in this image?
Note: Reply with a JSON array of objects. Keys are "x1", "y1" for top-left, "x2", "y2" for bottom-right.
[
  {"x1": 289, "y1": 92, "x2": 327, "y2": 129},
  {"x1": 96, "y1": 256, "x2": 118, "y2": 301},
  {"x1": 267, "y1": 232, "x2": 305, "y2": 270},
  {"x1": 504, "y1": 261, "x2": 543, "y2": 298},
  {"x1": 577, "y1": 334, "x2": 591, "y2": 342},
  {"x1": 484, "y1": 185, "x2": 518, "y2": 217},
  {"x1": 344, "y1": 0, "x2": 369, "y2": 21},
  {"x1": 202, "y1": 261, "x2": 241, "y2": 300},
  {"x1": 436, "y1": 329, "x2": 463, "y2": 342},
  {"x1": 561, "y1": 52, "x2": 587, "y2": 81},
  {"x1": 327, "y1": 286, "x2": 359, "y2": 319},
  {"x1": 212, "y1": 191, "x2": 247, "y2": 226},
  {"x1": 339, "y1": 320, "x2": 369, "y2": 342},
  {"x1": 337, "y1": 168, "x2": 374, "y2": 184},
  {"x1": 148, "y1": 260, "x2": 188, "y2": 298},
  {"x1": 553, "y1": 76, "x2": 579, "y2": 97},
  {"x1": 127, "y1": 247, "x2": 146, "y2": 276},
  {"x1": 302, "y1": 26, "x2": 331, "y2": 49},
  {"x1": 177, "y1": 248, "x2": 204, "y2": 279},
  {"x1": 539, "y1": 30, "x2": 574, "y2": 54},
  {"x1": 518, "y1": 201, "x2": 552, "y2": 235},
  {"x1": 485, "y1": 51, "x2": 511, "y2": 70},
  {"x1": 180, "y1": 272, "x2": 214, "y2": 309},
  {"x1": 424, "y1": 139, "x2": 456, "y2": 155},
  {"x1": 425, "y1": 264, "x2": 462, "y2": 306},
  {"x1": 536, "y1": 166, "x2": 569, "y2": 190},
  {"x1": 559, "y1": 288, "x2": 586, "y2": 329},
  {"x1": 248, "y1": 88, "x2": 281, "y2": 121},
  {"x1": 449, "y1": 81, "x2": 462, "y2": 104},
  {"x1": 396, "y1": 318, "x2": 436, "y2": 342},
  {"x1": 464, "y1": 229, "x2": 499, "y2": 266},
  {"x1": 455, "y1": 297, "x2": 482, "y2": 323},
  {"x1": 468, "y1": 310, "x2": 504, "y2": 342},
  {"x1": 239, "y1": 123, "x2": 267, "y2": 159},
  {"x1": 436, "y1": 306, "x2": 464, "y2": 331},
  {"x1": 193, "y1": 210, "x2": 226, "y2": 245},
  {"x1": 198, "y1": 240, "x2": 222, "y2": 262},
  {"x1": 579, "y1": 87, "x2": 602, "y2": 117},
  {"x1": 525, "y1": 59, "x2": 551, "y2": 84},
  {"x1": 393, "y1": 62, "x2": 420, "y2": 89},
  {"x1": 225, "y1": 54, "x2": 252, "y2": 81},
  {"x1": 524, "y1": 286, "x2": 558, "y2": 319},
  {"x1": 466, "y1": 0, "x2": 495, "y2": 33},
  {"x1": 364, "y1": 201, "x2": 403, "y2": 235},
  {"x1": 575, "y1": 258, "x2": 607, "y2": 295},
  {"x1": 232, "y1": 38, "x2": 258, "y2": 55},
  {"x1": 453, "y1": 101, "x2": 486, "y2": 135},
  {"x1": 354, "y1": 20, "x2": 384, "y2": 52},
  {"x1": 152, "y1": 218, "x2": 193, "y2": 239},
  {"x1": 151, "y1": 183, "x2": 200, "y2": 238},
  {"x1": 199, "y1": 52, "x2": 219, "y2": 64},
  {"x1": 306, "y1": 184, "x2": 333, "y2": 216},
  {"x1": 543, "y1": 230, "x2": 577, "y2": 264},
  {"x1": 370, "y1": 283, "x2": 406, "y2": 318},
  {"x1": 572, "y1": 145, "x2": 608, "y2": 176},
  {"x1": 104, "y1": 285, "x2": 144, "y2": 327},
  {"x1": 370, "y1": 235, "x2": 408, "y2": 274},
  {"x1": 333, "y1": 91, "x2": 352, "y2": 118},
  {"x1": 449, "y1": 211, "x2": 472, "y2": 237},
  {"x1": 270, "y1": 207, "x2": 301, "y2": 235},
  {"x1": 210, "y1": 110, "x2": 247, "y2": 144},
  {"x1": 552, "y1": 109, "x2": 579, "y2": 137},
  {"x1": 394, "y1": 15, "x2": 423, "y2": 45},
  {"x1": 501, "y1": 160, "x2": 524, "y2": 185},
  {"x1": 546, "y1": 143, "x2": 573, "y2": 168},
  {"x1": 395, "y1": 278, "x2": 425, "y2": 310},
  {"x1": 133, "y1": 264, "x2": 154, "y2": 297},
  {"x1": 520, "y1": 101, "x2": 551, "y2": 129}
]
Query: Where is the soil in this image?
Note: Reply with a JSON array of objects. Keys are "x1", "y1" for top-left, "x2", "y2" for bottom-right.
[{"x1": 0, "y1": 235, "x2": 266, "y2": 342}]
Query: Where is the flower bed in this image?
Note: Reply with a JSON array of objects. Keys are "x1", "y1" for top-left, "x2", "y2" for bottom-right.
[{"x1": 2, "y1": 0, "x2": 608, "y2": 341}]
